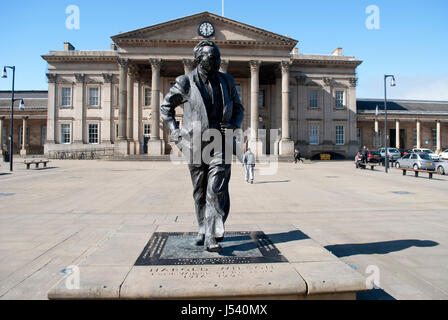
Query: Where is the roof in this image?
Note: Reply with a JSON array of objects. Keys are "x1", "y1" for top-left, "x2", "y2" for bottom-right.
[
  {"x1": 357, "y1": 99, "x2": 448, "y2": 115},
  {"x1": 0, "y1": 91, "x2": 48, "y2": 111}
]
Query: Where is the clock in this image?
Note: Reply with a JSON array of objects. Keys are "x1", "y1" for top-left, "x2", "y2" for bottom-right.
[{"x1": 198, "y1": 21, "x2": 215, "y2": 38}]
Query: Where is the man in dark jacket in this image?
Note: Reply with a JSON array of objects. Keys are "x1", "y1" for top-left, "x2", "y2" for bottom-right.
[
  {"x1": 361, "y1": 146, "x2": 368, "y2": 164},
  {"x1": 160, "y1": 40, "x2": 244, "y2": 252}
]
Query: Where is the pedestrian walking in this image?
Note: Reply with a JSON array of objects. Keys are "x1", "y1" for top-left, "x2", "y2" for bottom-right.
[
  {"x1": 243, "y1": 148, "x2": 256, "y2": 184},
  {"x1": 294, "y1": 148, "x2": 304, "y2": 164}
]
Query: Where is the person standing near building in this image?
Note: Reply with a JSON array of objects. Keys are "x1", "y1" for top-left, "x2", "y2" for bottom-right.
[
  {"x1": 294, "y1": 148, "x2": 304, "y2": 164},
  {"x1": 361, "y1": 146, "x2": 368, "y2": 164},
  {"x1": 243, "y1": 148, "x2": 256, "y2": 184}
]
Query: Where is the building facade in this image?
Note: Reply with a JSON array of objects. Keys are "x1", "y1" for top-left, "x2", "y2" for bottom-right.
[{"x1": 40, "y1": 11, "x2": 362, "y2": 158}]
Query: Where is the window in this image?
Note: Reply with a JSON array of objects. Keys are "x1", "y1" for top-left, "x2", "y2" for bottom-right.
[
  {"x1": 60, "y1": 124, "x2": 71, "y2": 144},
  {"x1": 42, "y1": 126, "x2": 47, "y2": 145},
  {"x1": 309, "y1": 125, "x2": 319, "y2": 145},
  {"x1": 258, "y1": 90, "x2": 265, "y2": 108},
  {"x1": 335, "y1": 90, "x2": 344, "y2": 109},
  {"x1": 88, "y1": 124, "x2": 99, "y2": 144},
  {"x1": 61, "y1": 87, "x2": 71, "y2": 106},
  {"x1": 235, "y1": 84, "x2": 242, "y2": 99},
  {"x1": 144, "y1": 123, "x2": 151, "y2": 136},
  {"x1": 19, "y1": 126, "x2": 29, "y2": 146},
  {"x1": 144, "y1": 88, "x2": 152, "y2": 106},
  {"x1": 89, "y1": 87, "x2": 99, "y2": 106},
  {"x1": 414, "y1": 128, "x2": 417, "y2": 147},
  {"x1": 336, "y1": 125, "x2": 345, "y2": 145},
  {"x1": 357, "y1": 128, "x2": 362, "y2": 145},
  {"x1": 289, "y1": 90, "x2": 293, "y2": 110},
  {"x1": 115, "y1": 123, "x2": 119, "y2": 139},
  {"x1": 2, "y1": 126, "x2": 7, "y2": 146},
  {"x1": 374, "y1": 129, "x2": 383, "y2": 147},
  {"x1": 309, "y1": 90, "x2": 318, "y2": 108}
]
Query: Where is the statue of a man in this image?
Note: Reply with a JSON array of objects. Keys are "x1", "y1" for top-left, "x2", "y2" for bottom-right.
[{"x1": 160, "y1": 40, "x2": 244, "y2": 252}]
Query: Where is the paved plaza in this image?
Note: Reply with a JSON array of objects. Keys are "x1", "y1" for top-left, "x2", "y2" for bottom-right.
[{"x1": 0, "y1": 158, "x2": 447, "y2": 299}]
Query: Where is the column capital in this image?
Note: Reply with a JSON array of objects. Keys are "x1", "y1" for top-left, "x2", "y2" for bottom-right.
[
  {"x1": 280, "y1": 60, "x2": 291, "y2": 73},
  {"x1": 183, "y1": 58, "x2": 195, "y2": 70},
  {"x1": 249, "y1": 60, "x2": 261, "y2": 73},
  {"x1": 74, "y1": 73, "x2": 85, "y2": 83},
  {"x1": 102, "y1": 73, "x2": 114, "y2": 83},
  {"x1": 349, "y1": 77, "x2": 358, "y2": 87},
  {"x1": 46, "y1": 73, "x2": 57, "y2": 83},
  {"x1": 323, "y1": 77, "x2": 334, "y2": 86},
  {"x1": 117, "y1": 57, "x2": 130, "y2": 68},
  {"x1": 149, "y1": 58, "x2": 162, "y2": 71},
  {"x1": 22, "y1": 116, "x2": 29, "y2": 120}
]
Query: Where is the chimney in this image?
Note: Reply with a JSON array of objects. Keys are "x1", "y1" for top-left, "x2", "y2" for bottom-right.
[
  {"x1": 332, "y1": 47, "x2": 343, "y2": 56},
  {"x1": 110, "y1": 43, "x2": 118, "y2": 51},
  {"x1": 292, "y1": 47, "x2": 299, "y2": 55},
  {"x1": 64, "y1": 42, "x2": 75, "y2": 51}
]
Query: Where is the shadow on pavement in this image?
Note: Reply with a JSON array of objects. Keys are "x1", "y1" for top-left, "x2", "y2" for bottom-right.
[
  {"x1": 0, "y1": 173, "x2": 12, "y2": 176},
  {"x1": 34, "y1": 166, "x2": 58, "y2": 171},
  {"x1": 218, "y1": 230, "x2": 310, "y2": 257},
  {"x1": 325, "y1": 239, "x2": 439, "y2": 257}
]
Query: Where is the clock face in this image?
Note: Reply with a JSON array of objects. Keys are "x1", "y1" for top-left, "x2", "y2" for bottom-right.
[{"x1": 198, "y1": 22, "x2": 214, "y2": 38}]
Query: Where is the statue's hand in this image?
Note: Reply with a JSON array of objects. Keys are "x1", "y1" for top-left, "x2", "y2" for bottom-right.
[{"x1": 169, "y1": 128, "x2": 181, "y2": 143}]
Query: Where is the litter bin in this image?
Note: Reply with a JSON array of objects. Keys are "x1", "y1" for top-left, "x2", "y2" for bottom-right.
[{"x1": 3, "y1": 151, "x2": 9, "y2": 162}]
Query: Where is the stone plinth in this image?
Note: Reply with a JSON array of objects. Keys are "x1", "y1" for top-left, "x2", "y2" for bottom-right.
[
  {"x1": 115, "y1": 139, "x2": 129, "y2": 156},
  {"x1": 148, "y1": 139, "x2": 163, "y2": 156},
  {"x1": 47, "y1": 224, "x2": 371, "y2": 300},
  {"x1": 279, "y1": 139, "x2": 294, "y2": 156}
]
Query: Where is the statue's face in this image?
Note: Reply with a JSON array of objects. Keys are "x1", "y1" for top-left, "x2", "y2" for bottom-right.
[{"x1": 199, "y1": 45, "x2": 221, "y2": 74}]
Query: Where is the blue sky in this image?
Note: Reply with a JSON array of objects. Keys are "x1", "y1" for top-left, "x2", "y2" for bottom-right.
[{"x1": 0, "y1": 0, "x2": 447, "y2": 100}]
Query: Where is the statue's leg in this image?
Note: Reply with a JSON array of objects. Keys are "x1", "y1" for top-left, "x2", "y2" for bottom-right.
[
  {"x1": 188, "y1": 164, "x2": 207, "y2": 243},
  {"x1": 205, "y1": 163, "x2": 231, "y2": 242}
]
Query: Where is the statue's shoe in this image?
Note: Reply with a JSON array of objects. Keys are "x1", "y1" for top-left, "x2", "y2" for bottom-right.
[
  {"x1": 205, "y1": 237, "x2": 222, "y2": 252},
  {"x1": 194, "y1": 234, "x2": 205, "y2": 246}
]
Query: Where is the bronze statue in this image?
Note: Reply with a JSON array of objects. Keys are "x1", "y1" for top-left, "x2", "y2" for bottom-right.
[{"x1": 160, "y1": 40, "x2": 244, "y2": 252}]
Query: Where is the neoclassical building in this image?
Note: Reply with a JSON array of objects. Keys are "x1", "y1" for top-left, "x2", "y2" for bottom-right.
[{"x1": 40, "y1": 11, "x2": 362, "y2": 158}]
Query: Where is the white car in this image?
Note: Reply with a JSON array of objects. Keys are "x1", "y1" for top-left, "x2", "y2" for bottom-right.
[
  {"x1": 439, "y1": 149, "x2": 448, "y2": 160},
  {"x1": 412, "y1": 148, "x2": 440, "y2": 161}
]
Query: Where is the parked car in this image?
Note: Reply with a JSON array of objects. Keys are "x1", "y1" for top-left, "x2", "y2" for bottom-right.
[
  {"x1": 436, "y1": 161, "x2": 448, "y2": 175},
  {"x1": 439, "y1": 149, "x2": 448, "y2": 160},
  {"x1": 412, "y1": 148, "x2": 440, "y2": 161},
  {"x1": 378, "y1": 148, "x2": 401, "y2": 162},
  {"x1": 401, "y1": 149, "x2": 415, "y2": 156},
  {"x1": 367, "y1": 150, "x2": 381, "y2": 163},
  {"x1": 395, "y1": 152, "x2": 436, "y2": 171}
]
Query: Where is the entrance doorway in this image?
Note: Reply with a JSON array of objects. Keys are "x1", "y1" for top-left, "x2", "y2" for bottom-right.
[{"x1": 390, "y1": 129, "x2": 405, "y2": 149}]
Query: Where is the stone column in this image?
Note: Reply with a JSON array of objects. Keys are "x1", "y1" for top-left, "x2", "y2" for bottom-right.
[
  {"x1": 116, "y1": 58, "x2": 129, "y2": 155},
  {"x1": 436, "y1": 120, "x2": 441, "y2": 153},
  {"x1": 220, "y1": 60, "x2": 229, "y2": 73},
  {"x1": 279, "y1": 61, "x2": 294, "y2": 156},
  {"x1": 73, "y1": 73, "x2": 85, "y2": 144},
  {"x1": 148, "y1": 58, "x2": 163, "y2": 156},
  {"x1": 127, "y1": 65, "x2": 135, "y2": 154},
  {"x1": 248, "y1": 60, "x2": 262, "y2": 155},
  {"x1": 20, "y1": 117, "x2": 28, "y2": 156},
  {"x1": 374, "y1": 119, "x2": 379, "y2": 148},
  {"x1": 0, "y1": 117, "x2": 4, "y2": 155},
  {"x1": 416, "y1": 120, "x2": 421, "y2": 148},
  {"x1": 102, "y1": 73, "x2": 113, "y2": 144},
  {"x1": 183, "y1": 59, "x2": 195, "y2": 75},
  {"x1": 395, "y1": 120, "x2": 400, "y2": 149},
  {"x1": 45, "y1": 74, "x2": 57, "y2": 154}
]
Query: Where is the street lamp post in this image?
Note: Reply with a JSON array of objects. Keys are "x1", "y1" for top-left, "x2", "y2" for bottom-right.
[
  {"x1": 384, "y1": 74, "x2": 396, "y2": 173},
  {"x1": 2, "y1": 66, "x2": 24, "y2": 172}
]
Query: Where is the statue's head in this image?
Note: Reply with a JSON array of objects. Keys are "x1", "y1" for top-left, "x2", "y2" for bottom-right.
[{"x1": 193, "y1": 40, "x2": 221, "y2": 74}]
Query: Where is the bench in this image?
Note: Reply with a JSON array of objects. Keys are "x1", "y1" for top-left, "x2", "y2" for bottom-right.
[
  {"x1": 358, "y1": 162, "x2": 380, "y2": 170},
  {"x1": 397, "y1": 167, "x2": 437, "y2": 179},
  {"x1": 24, "y1": 159, "x2": 50, "y2": 170}
]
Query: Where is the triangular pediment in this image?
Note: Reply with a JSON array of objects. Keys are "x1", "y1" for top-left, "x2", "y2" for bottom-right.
[{"x1": 112, "y1": 12, "x2": 297, "y2": 49}]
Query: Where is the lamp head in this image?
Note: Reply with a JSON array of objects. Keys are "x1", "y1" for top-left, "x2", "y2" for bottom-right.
[
  {"x1": 18, "y1": 99, "x2": 24, "y2": 111},
  {"x1": 390, "y1": 76, "x2": 396, "y2": 87},
  {"x1": 1, "y1": 67, "x2": 7, "y2": 79}
]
